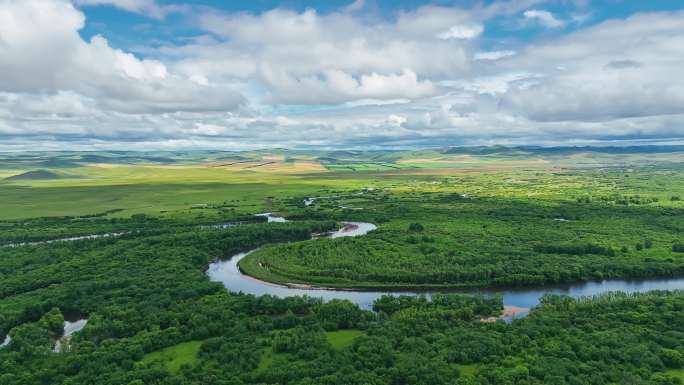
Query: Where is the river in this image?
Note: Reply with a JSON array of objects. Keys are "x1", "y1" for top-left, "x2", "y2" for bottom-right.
[
  {"x1": 53, "y1": 318, "x2": 88, "y2": 353},
  {"x1": 1, "y1": 318, "x2": 88, "y2": 352},
  {"x1": 208, "y1": 214, "x2": 684, "y2": 319}
]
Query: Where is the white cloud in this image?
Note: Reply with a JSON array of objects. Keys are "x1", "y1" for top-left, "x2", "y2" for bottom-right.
[
  {"x1": 500, "y1": 10, "x2": 684, "y2": 121},
  {"x1": 73, "y1": 0, "x2": 179, "y2": 19},
  {"x1": 436, "y1": 24, "x2": 484, "y2": 40},
  {"x1": 1, "y1": 0, "x2": 684, "y2": 150},
  {"x1": 474, "y1": 50, "x2": 517, "y2": 61},
  {"x1": 0, "y1": 0, "x2": 244, "y2": 114},
  {"x1": 344, "y1": 0, "x2": 365, "y2": 13},
  {"x1": 190, "y1": 6, "x2": 472, "y2": 103},
  {"x1": 524, "y1": 9, "x2": 565, "y2": 28},
  {"x1": 259, "y1": 69, "x2": 435, "y2": 104}
]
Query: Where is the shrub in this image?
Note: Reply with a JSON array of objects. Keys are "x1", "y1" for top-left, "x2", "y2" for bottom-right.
[{"x1": 408, "y1": 223, "x2": 424, "y2": 232}]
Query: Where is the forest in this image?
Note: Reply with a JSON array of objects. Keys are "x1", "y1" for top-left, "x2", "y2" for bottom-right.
[
  {"x1": 1, "y1": 213, "x2": 683, "y2": 385},
  {"x1": 242, "y1": 185, "x2": 684, "y2": 288}
]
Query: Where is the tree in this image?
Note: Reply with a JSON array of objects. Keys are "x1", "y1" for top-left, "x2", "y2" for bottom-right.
[
  {"x1": 408, "y1": 223, "x2": 424, "y2": 232},
  {"x1": 661, "y1": 349, "x2": 684, "y2": 368}
]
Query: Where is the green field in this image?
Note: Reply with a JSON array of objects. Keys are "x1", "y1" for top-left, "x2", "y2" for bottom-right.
[
  {"x1": 325, "y1": 329, "x2": 364, "y2": 350},
  {"x1": 141, "y1": 340, "x2": 203, "y2": 373}
]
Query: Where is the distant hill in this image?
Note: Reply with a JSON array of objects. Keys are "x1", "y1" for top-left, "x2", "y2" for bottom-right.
[
  {"x1": 5, "y1": 170, "x2": 66, "y2": 181},
  {"x1": 443, "y1": 145, "x2": 525, "y2": 156},
  {"x1": 77, "y1": 154, "x2": 177, "y2": 164},
  {"x1": 442, "y1": 145, "x2": 684, "y2": 156},
  {"x1": 37, "y1": 159, "x2": 82, "y2": 168},
  {"x1": 517, "y1": 145, "x2": 684, "y2": 155}
]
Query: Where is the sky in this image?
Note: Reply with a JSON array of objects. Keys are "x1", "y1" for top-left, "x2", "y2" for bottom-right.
[{"x1": 1, "y1": 0, "x2": 683, "y2": 151}]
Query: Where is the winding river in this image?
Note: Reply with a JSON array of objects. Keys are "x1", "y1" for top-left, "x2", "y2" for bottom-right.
[
  {"x1": 2, "y1": 212, "x2": 682, "y2": 324},
  {"x1": 208, "y1": 214, "x2": 684, "y2": 318}
]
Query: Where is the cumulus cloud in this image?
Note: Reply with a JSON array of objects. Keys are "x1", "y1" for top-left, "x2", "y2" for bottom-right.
[
  {"x1": 523, "y1": 9, "x2": 564, "y2": 28},
  {"x1": 0, "y1": 0, "x2": 683, "y2": 150},
  {"x1": 259, "y1": 69, "x2": 435, "y2": 104},
  {"x1": 436, "y1": 24, "x2": 484, "y2": 40},
  {"x1": 474, "y1": 50, "x2": 517, "y2": 61},
  {"x1": 0, "y1": 0, "x2": 244, "y2": 114},
  {"x1": 191, "y1": 6, "x2": 473, "y2": 103},
  {"x1": 499, "y1": 10, "x2": 684, "y2": 121}
]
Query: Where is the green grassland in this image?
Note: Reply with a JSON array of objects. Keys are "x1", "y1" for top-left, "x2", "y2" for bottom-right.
[
  {"x1": 141, "y1": 340, "x2": 203, "y2": 373},
  {"x1": 325, "y1": 329, "x2": 364, "y2": 350}
]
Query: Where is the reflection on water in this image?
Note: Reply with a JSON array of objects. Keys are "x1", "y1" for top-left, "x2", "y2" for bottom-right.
[
  {"x1": 207, "y1": 221, "x2": 382, "y2": 308},
  {"x1": 208, "y1": 220, "x2": 684, "y2": 315},
  {"x1": 53, "y1": 319, "x2": 88, "y2": 353},
  {"x1": 255, "y1": 213, "x2": 289, "y2": 223},
  {"x1": 1, "y1": 334, "x2": 10, "y2": 348},
  {"x1": 210, "y1": 249, "x2": 684, "y2": 313}
]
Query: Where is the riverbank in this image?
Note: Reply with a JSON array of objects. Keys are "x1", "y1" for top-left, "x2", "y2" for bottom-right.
[{"x1": 207, "y1": 221, "x2": 684, "y2": 313}]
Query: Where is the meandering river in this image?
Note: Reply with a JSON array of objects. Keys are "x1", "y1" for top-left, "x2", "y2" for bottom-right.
[
  {"x1": 208, "y1": 214, "x2": 684, "y2": 319},
  {"x1": 2, "y1": 213, "x2": 681, "y2": 324}
]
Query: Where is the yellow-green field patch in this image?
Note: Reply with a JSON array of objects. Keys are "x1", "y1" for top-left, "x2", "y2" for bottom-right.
[
  {"x1": 325, "y1": 329, "x2": 364, "y2": 350},
  {"x1": 666, "y1": 369, "x2": 684, "y2": 381},
  {"x1": 457, "y1": 364, "x2": 479, "y2": 377},
  {"x1": 141, "y1": 340, "x2": 203, "y2": 373}
]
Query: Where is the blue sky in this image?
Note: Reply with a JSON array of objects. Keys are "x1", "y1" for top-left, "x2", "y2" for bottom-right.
[
  {"x1": 0, "y1": 0, "x2": 683, "y2": 150},
  {"x1": 80, "y1": 1, "x2": 684, "y2": 53}
]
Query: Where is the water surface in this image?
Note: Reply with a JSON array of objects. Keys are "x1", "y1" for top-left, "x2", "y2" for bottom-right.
[
  {"x1": 1, "y1": 335, "x2": 10, "y2": 348},
  {"x1": 53, "y1": 319, "x2": 88, "y2": 353},
  {"x1": 208, "y1": 218, "x2": 684, "y2": 317}
]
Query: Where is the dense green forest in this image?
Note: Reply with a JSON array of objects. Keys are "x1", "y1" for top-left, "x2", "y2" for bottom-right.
[
  {"x1": 243, "y1": 187, "x2": 684, "y2": 288},
  {"x1": 1, "y1": 214, "x2": 684, "y2": 385}
]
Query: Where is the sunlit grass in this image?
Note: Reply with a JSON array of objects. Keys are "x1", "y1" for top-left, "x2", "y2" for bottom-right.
[
  {"x1": 141, "y1": 340, "x2": 203, "y2": 373},
  {"x1": 325, "y1": 329, "x2": 364, "y2": 350}
]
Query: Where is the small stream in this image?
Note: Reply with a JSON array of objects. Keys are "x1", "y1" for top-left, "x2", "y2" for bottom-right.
[
  {"x1": 53, "y1": 319, "x2": 88, "y2": 353},
  {"x1": 1, "y1": 318, "x2": 88, "y2": 352},
  {"x1": 2, "y1": 233, "x2": 126, "y2": 248},
  {"x1": 1, "y1": 334, "x2": 10, "y2": 348}
]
